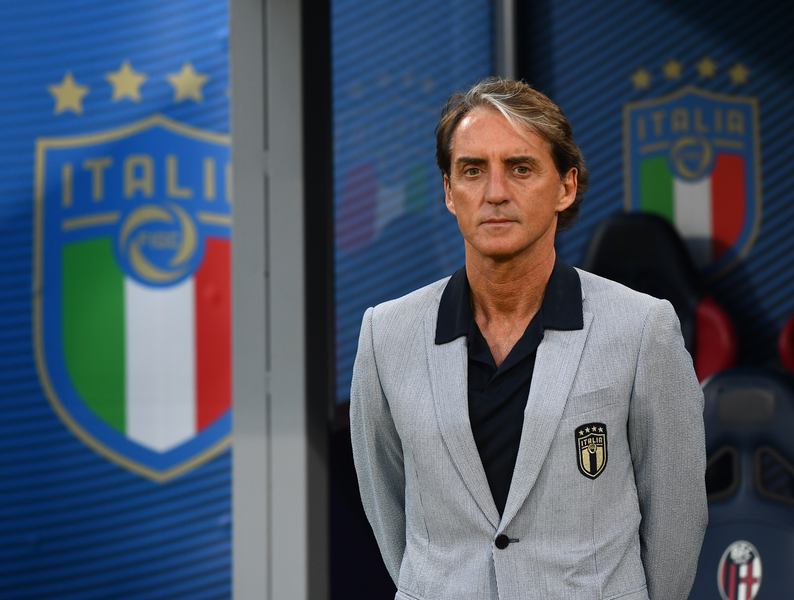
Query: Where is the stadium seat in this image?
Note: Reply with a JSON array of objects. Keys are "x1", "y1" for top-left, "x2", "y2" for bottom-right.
[
  {"x1": 779, "y1": 314, "x2": 794, "y2": 374},
  {"x1": 583, "y1": 212, "x2": 736, "y2": 381},
  {"x1": 689, "y1": 368, "x2": 794, "y2": 600}
]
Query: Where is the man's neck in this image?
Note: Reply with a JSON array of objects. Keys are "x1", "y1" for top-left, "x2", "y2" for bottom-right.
[{"x1": 465, "y1": 245, "x2": 556, "y2": 366}]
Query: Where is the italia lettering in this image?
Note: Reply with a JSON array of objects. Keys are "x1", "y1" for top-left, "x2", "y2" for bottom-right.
[
  {"x1": 225, "y1": 162, "x2": 233, "y2": 203},
  {"x1": 83, "y1": 157, "x2": 113, "y2": 201},
  {"x1": 637, "y1": 107, "x2": 745, "y2": 141},
  {"x1": 203, "y1": 157, "x2": 216, "y2": 200},
  {"x1": 166, "y1": 154, "x2": 192, "y2": 199},
  {"x1": 60, "y1": 154, "x2": 232, "y2": 206},
  {"x1": 579, "y1": 435, "x2": 604, "y2": 448},
  {"x1": 125, "y1": 155, "x2": 154, "y2": 198}
]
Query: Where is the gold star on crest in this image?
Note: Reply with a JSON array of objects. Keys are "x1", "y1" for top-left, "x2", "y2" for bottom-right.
[
  {"x1": 48, "y1": 71, "x2": 90, "y2": 115},
  {"x1": 167, "y1": 62, "x2": 209, "y2": 103},
  {"x1": 662, "y1": 58, "x2": 683, "y2": 80},
  {"x1": 630, "y1": 68, "x2": 652, "y2": 90},
  {"x1": 106, "y1": 61, "x2": 147, "y2": 102},
  {"x1": 696, "y1": 56, "x2": 718, "y2": 79},
  {"x1": 729, "y1": 62, "x2": 750, "y2": 85}
]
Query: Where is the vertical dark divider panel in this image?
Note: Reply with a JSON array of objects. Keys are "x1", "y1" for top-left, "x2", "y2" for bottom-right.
[{"x1": 302, "y1": 0, "x2": 335, "y2": 596}]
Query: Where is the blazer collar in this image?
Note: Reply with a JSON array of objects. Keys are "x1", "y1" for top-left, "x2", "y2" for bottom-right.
[
  {"x1": 425, "y1": 266, "x2": 591, "y2": 530},
  {"x1": 499, "y1": 310, "x2": 593, "y2": 529},
  {"x1": 425, "y1": 313, "x2": 502, "y2": 527}
]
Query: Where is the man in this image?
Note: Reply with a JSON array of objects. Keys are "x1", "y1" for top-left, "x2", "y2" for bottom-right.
[{"x1": 350, "y1": 78, "x2": 707, "y2": 600}]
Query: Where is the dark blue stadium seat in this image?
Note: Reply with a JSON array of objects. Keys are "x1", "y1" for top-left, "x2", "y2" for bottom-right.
[{"x1": 689, "y1": 368, "x2": 794, "y2": 600}]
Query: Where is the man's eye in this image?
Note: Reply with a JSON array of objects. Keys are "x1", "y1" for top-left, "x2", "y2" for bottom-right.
[
  {"x1": 464, "y1": 168, "x2": 480, "y2": 176},
  {"x1": 515, "y1": 166, "x2": 530, "y2": 174}
]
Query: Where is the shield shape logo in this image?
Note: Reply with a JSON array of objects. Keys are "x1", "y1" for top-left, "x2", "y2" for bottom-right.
[
  {"x1": 717, "y1": 540, "x2": 762, "y2": 600},
  {"x1": 575, "y1": 422, "x2": 608, "y2": 479},
  {"x1": 34, "y1": 114, "x2": 232, "y2": 481},
  {"x1": 624, "y1": 86, "x2": 762, "y2": 279}
]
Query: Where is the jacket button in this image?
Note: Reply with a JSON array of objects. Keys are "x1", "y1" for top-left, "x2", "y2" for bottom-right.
[{"x1": 495, "y1": 534, "x2": 510, "y2": 549}]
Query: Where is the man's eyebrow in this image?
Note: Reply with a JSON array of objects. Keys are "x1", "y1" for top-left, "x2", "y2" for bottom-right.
[
  {"x1": 454, "y1": 155, "x2": 543, "y2": 168},
  {"x1": 505, "y1": 155, "x2": 541, "y2": 167},
  {"x1": 454, "y1": 156, "x2": 486, "y2": 166}
]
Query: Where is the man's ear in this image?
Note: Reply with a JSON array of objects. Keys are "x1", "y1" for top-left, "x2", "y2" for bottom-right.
[
  {"x1": 444, "y1": 173, "x2": 457, "y2": 216},
  {"x1": 556, "y1": 168, "x2": 578, "y2": 213}
]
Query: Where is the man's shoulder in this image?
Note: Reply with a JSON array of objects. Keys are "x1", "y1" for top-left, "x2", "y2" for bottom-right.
[
  {"x1": 369, "y1": 276, "x2": 450, "y2": 325},
  {"x1": 576, "y1": 268, "x2": 665, "y2": 317}
]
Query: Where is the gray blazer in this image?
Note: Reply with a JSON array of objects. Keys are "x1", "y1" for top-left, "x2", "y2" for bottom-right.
[{"x1": 350, "y1": 269, "x2": 707, "y2": 600}]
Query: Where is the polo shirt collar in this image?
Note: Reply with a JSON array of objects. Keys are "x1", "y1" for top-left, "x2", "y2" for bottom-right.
[{"x1": 435, "y1": 257, "x2": 583, "y2": 345}]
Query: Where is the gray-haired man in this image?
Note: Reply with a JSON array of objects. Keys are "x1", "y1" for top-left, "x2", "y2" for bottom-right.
[{"x1": 351, "y1": 78, "x2": 707, "y2": 600}]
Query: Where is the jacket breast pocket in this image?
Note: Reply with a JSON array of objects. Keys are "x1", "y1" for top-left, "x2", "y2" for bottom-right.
[{"x1": 561, "y1": 383, "x2": 622, "y2": 421}]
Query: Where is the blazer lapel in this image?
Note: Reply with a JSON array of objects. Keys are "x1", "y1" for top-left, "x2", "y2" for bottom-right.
[
  {"x1": 499, "y1": 311, "x2": 594, "y2": 529},
  {"x1": 424, "y1": 313, "x2": 501, "y2": 529}
]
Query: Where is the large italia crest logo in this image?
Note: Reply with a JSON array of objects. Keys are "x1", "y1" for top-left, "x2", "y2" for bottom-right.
[
  {"x1": 624, "y1": 60, "x2": 762, "y2": 280},
  {"x1": 34, "y1": 114, "x2": 232, "y2": 481}
]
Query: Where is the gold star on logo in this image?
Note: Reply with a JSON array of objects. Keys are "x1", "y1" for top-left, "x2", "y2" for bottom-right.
[
  {"x1": 579, "y1": 430, "x2": 584, "y2": 436},
  {"x1": 106, "y1": 60, "x2": 147, "y2": 102},
  {"x1": 585, "y1": 427, "x2": 591, "y2": 433},
  {"x1": 167, "y1": 62, "x2": 209, "y2": 103},
  {"x1": 630, "y1": 68, "x2": 651, "y2": 90},
  {"x1": 599, "y1": 427, "x2": 603, "y2": 432},
  {"x1": 728, "y1": 62, "x2": 750, "y2": 85},
  {"x1": 48, "y1": 71, "x2": 90, "y2": 115},
  {"x1": 696, "y1": 56, "x2": 718, "y2": 79},
  {"x1": 662, "y1": 58, "x2": 683, "y2": 80}
]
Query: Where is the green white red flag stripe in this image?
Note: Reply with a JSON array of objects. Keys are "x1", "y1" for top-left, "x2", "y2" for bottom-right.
[
  {"x1": 125, "y1": 277, "x2": 196, "y2": 451},
  {"x1": 639, "y1": 152, "x2": 745, "y2": 268},
  {"x1": 62, "y1": 237, "x2": 231, "y2": 452},
  {"x1": 673, "y1": 175, "x2": 712, "y2": 267}
]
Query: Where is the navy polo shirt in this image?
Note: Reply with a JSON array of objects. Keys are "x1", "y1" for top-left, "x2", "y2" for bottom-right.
[{"x1": 435, "y1": 258, "x2": 584, "y2": 516}]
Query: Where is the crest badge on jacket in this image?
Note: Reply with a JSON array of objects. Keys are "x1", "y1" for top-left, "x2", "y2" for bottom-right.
[{"x1": 575, "y1": 422, "x2": 608, "y2": 479}]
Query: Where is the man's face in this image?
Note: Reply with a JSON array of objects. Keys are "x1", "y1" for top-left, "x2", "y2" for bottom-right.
[{"x1": 444, "y1": 107, "x2": 577, "y2": 264}]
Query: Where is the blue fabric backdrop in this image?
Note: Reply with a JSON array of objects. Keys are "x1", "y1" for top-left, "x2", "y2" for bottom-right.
[{"x1": 0, "y1": 2, "x2": 231, "y2": 597}]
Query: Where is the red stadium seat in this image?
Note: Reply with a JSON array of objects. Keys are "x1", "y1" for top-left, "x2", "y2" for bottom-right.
[
  {"x1": 695, "y1": 295, "x2": 738, "y2": 382},
  {"x1": 779, "y1": 315, "x2": 794, "y2": 374}
]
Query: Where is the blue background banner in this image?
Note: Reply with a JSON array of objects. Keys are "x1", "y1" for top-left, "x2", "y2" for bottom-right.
[
  {"x1": 331, "y1": 0, "x2": 494, "y2": 403},
  {"x1": 518, "y1": 0, "x2": 794, "y2": 370},
  {"x1": 0, "y1": 1, "x2": 231, "y2": 597}
]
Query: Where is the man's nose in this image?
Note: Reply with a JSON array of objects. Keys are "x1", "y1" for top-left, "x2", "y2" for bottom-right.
[{"x1": 484, "y1": 170, "x2": 509, "y2": 204}]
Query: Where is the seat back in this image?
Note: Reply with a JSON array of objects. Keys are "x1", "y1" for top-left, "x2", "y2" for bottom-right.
[
  {"x1": 584, "y1": 212, "x2": 736, "y2": 381},
  {"x1": 689, "y1": 368, "x2": 794, "y2": 600},
  {"x1": 584, "y1": 212, "x2": 701, "y2": 351}
]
